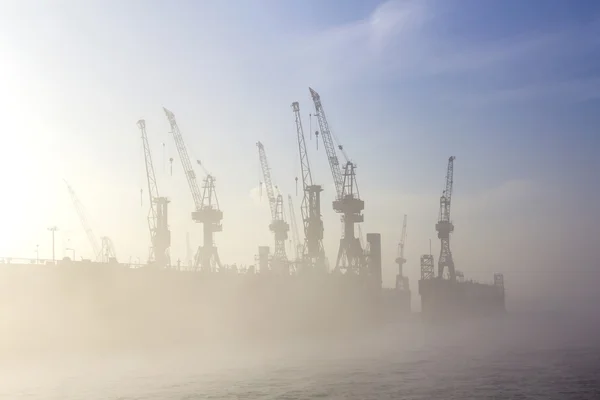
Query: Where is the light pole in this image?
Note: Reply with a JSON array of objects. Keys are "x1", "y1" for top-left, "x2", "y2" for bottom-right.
[
  {"x1": 48, "y1": 226, "x2": 58, "y2": 263},
  {"x1": 35, "y1": 244, "x2": 39, "y2": 263}
]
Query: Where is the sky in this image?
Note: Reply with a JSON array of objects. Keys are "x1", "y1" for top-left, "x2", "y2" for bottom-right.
[{"x1": 0, "y1": 0, "x2": 598, "y2": 311}]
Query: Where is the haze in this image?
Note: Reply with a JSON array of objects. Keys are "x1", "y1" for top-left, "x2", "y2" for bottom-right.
[
  {"x1": 0, "y1": 0, "x2": 599, "y2": 397},
  {"x1": 2, "y1": 0, "x2": 597, "y2": 312},
  {"x1": 0, "y1": 0, "x2": 600, "y2": 399}
]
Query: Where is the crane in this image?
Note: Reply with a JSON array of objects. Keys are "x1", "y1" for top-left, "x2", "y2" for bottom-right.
[
  {"x1": 287, "y1": 194, "x2": 303, "y2": 264},
  {"x1": 64, "y1": 180, "x2": 117, "y2": 262},
  {"x1": 395, "y1": 215, "x2": 409, "y2": 291},
  {"x1": 309, "y1": 87, "x2": 365, "y2": 275},
  {"x1": 64, "y1": 180, "x2": 100, "y2": 259},
  {"x1": 291, "y1": 101, "x2": 326, "y2": 271},
  {"x1": 163, "y1": 107, "x2": 222, "y2": 272},
  {"x1": 138, "y1": 119, "x2": 171, "y2": 268},
  {"x1": 436, "y1": 156, "x2": 456, "y2": 280},
  {"x1": 100, "y1": 236, "x2": 117, "y2": 263},
  {"x1": 257, "y1": 141, "x2": 289, "y2": 273}
]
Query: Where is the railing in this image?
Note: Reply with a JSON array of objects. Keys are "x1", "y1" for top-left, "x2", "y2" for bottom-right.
[
  {"x1": 0, "y1": 257, "x2": 138, "y2": 268},
  {"x1": 0, "y1": 257, "x2": 54, "y2": 265},
  {"x1": 0, "y1": 257, "x2": 253, "y2": 273}
]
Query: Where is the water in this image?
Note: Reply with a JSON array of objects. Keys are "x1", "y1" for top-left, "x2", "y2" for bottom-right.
[{"x1": 1, "y1": 314, "x2": 599, "y2": 399}]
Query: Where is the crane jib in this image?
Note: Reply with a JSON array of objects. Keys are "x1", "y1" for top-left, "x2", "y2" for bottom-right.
[
  {"x1": 163, "y1": 107, "x2": 204, "y2": 211},
  {"x1": 309, "y1": 88, "x2": 345, "y2": 200}
]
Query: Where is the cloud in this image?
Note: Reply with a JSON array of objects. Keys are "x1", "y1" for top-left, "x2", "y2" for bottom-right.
[
  {"x1": 293, "y1": 0, "x2": 600, "y2": 107},
  {"x1": 367, "y1": 0, "x2": 429, "y2": 51},
  {"x1": 294, "y1": 0, "x2": 430, "y2": 84}
]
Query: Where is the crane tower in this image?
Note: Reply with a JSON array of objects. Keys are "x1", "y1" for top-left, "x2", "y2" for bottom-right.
[
  {"x1": 163, "y1": 108, "x2": 223, "y2": 272},
  {"x1": 138, "y1": 119, "x2": 170, "y2": 268},
  {"x1": 309, "y1": 88, "x2": 366, "y2": 275},
  {"x1": 395, "y1": 214, "x2": 409, "y2": 291},
  {"x1": 257, "y1": 141, "x2": 289, "y2": 274},
  {"x1": 436, "y1": 156, "x2": 456, "y2": 280},
  {"x1": 291, "y1": 101, "x2": 327, "y2": 271},
  {"x1": 197, "y1": 173, "x2": 223, "y2": 271}
]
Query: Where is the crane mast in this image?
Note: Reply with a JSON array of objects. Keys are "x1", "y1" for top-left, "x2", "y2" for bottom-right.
[
  {"x1": 257, "y1": 141, "x2": 289, "y2": 273},
  {"x1": 308, "y1": 89, "x2": 343, "y2": 198},
  {"x1": 309, "y1": 88, "x2": 365, "y2": 274},
  {"x1": 163, "y1": 107, "x2": 222, "y2": 272},
  {"x1": 395, "y1": 214, "x2": 408, "y2": 290},
  {"x1": 291, "y1": 101, "x2": 326, "y2": 271},
  {"x1": 64, "y1": 180, "x2": 101, "y2": 260},
  {"x1": 287, "y1": 194, "x2": 303, "y2": 264},
  {"x1": 436, "y1": 156, "x2": 456, "y2": 280},
  {"x1": 138, "y1": 119, "x2": 170, "y2": 268},
  {"x1": 163, "y1": 108, "x2": 203, "y2": 209},
  {"x1": 64, "y1": 181, "x2": 118, "y2": 262},
  {"x1": 198, "y1": 174, "x2": 223, "y2": 271}
]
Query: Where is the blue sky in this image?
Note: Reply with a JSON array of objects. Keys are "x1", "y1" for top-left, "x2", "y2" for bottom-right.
[{"x1": 0, "y1": 0, "x2": 598, "y2": 309}]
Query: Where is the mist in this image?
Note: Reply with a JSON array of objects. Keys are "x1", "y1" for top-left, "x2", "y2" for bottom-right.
[
  {"x1": 1, "y1": 278, "x2": 598, "y2": 399},
  {"x1": 1, "y1": 0, "x2": 600, "y2": 398}
]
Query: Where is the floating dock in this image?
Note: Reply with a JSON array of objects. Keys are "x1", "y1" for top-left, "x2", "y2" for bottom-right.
[
  {"x1": 419, "y1": 273, "x2": 506, "y2": 321},
  {"x1": 0, "y1": 239, "x2": 412, "y2": 351}
]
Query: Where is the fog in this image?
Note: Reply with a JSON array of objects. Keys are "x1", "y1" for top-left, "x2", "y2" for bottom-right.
[
  {"x1": 1, "y1": 275, "x2": 598, "y2": 399},
  {"x1": 0, "y1": 266, "x2": 385, "y2": 357},
  {"x1": 1, "y1": 0, "x2": 600, "y2": 397}
]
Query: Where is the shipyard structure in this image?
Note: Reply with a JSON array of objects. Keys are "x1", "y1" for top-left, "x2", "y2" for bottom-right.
[
  {"x1": 0, "y1": 89, "x2": 505, "y2": 352},
  {"x1": 418, "y1": 157, "x2": 506, "y2": 321},
  {"x1": 0, "y1": 238, "x2": 387, "y2": 351}
]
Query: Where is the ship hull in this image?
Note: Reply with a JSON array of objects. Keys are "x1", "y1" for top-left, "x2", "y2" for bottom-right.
[
  {"x1": 418, "y1": 278, "x2": 505, "y2": 322},
  {"x1": 0, "y1": 260, "x2": 409, "y2": 354}
]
